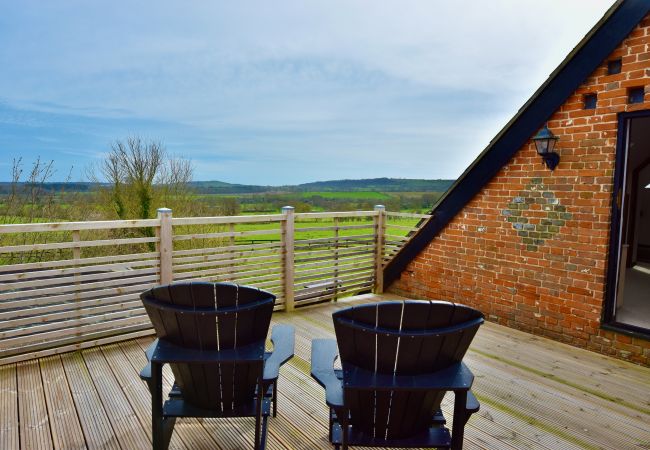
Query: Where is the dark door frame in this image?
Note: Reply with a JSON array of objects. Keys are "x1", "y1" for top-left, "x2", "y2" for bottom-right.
[
  {"x1": 603, "y1": 109, "x2": 650, "y2": 339},
  {"x1": 626, "y1": 156, "x2": 650, "y2": 266}
]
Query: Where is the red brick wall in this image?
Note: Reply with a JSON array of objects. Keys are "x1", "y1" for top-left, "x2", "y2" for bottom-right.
[{"x1": 389, "y1": 16, "x2": 650, "y2": 365}]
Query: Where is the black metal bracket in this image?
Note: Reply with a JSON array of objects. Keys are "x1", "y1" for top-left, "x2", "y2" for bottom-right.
[{"x1": 542, "y1": 152, "x2": 560, "y2": 171}]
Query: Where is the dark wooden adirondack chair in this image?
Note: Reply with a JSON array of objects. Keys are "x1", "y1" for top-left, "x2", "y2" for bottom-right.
[
  {"x1": 311, "y1": 300, "x2": 484, "y2": 450},
  {"x1": 139, "y1": 282, "x2": 294, "y2": 450}
]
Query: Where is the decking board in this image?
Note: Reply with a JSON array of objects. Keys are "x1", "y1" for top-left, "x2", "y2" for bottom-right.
[
  {"x1": 17, "y1": 360, "x2": 53, "y2": 450},
  {"x1": 468, "y1": 351, "x2": 650, "y2": 445},
  {"x1": 81, "y1": 348, "x2": 151, "y2": 449},
  {"x1": 0, "y1": 363, "x2": 18, "y2": 450},
  {"x1": 60, "y1": 352, "x2": 120, "y2": 450},
  {"x1": 39, "y1": 356, "x2": 86, "y2": 450},
  {"x1": 472, "y1": 329, "x2": 650, "y2": 407},
  {"x1": 0, "y1": 294, "x2": 649, "y2": 449}
]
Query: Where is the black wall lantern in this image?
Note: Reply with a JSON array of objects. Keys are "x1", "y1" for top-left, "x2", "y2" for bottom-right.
[{"x1": 532, "y1": 124, "x2": 560, "y2": 171}]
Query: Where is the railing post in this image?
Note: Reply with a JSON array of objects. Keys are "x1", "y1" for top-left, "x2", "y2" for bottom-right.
[
  {"x1": 72, "y1": 230, "x2": 81, "y2": 283},
  {"x1": 157, "y1": 208, "x2": 173, "y2": 285},
  {"x1": 333, "y1": 216, "x2": 340, "y2": 302},
  {"x1": 373, "y1": 205, "x2": 386, "y2": 294},
  {"x1": 72, "y1": 230, "x2": 81, "y2": 321},
  {"x1": 281, "y1": 206, "x2": 295, "y2": 312},
  {"x1": 227, "y1": 222, "x2": 235, "y2": 282}
]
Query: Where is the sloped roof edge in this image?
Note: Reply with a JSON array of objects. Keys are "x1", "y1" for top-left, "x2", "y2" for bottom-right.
[{"x1": 384, "y1": 0, "x2": 650, "y2": 288}]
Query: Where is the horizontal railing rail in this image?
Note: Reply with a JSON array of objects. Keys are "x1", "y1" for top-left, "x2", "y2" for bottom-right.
[{"x1": 0, "y1": 206, "x2": 430, "y2": 364}]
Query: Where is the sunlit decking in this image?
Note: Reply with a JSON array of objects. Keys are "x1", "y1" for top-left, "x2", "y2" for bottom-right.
[{"x1": 1, "y1": 294, "x2": 649, "y2": 450}]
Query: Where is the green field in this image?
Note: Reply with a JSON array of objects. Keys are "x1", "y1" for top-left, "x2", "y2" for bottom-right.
[
  {"x1": 1, "y1": 177, "x2": 444, "y2": 226},
  {"x1": 236, "y1": 216, "x2": 416, "y2": 242},
  {"x1": 299, "y1": 191, "x2": 391, "y2": 200},
  {"x1": 171, "y1": 216, "x2": 419, "y2": 247}
]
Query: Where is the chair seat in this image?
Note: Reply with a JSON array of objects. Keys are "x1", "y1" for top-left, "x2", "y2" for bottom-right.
[
  {"x1": 330, "y1": 407, "x2": 446, "y2": 426},
  {"x1": 331, "y1": 423, "x2": 452, "y2": 448},
  {"x1": 163, "y1": 396, "x2": 271, "y2": 418}
]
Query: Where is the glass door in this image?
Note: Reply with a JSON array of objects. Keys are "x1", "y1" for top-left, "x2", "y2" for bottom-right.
[{"x1": 609, "y1": 114, "x2": 650, "y2": 332}]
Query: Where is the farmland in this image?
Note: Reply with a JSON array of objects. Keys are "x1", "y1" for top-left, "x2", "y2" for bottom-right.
[
  {"x1": 299, "y1": 191, "x2": 390, "y2": 200},
  {"x1": 0, "y1": 177, "x2": 453, "y2": 228},
  {"x1": 224, "y1": 215, "x2": 420, "y2": 243}
]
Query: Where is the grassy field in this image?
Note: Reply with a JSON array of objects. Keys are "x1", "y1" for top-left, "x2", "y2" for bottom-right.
[
  {"x1": 173, "y1": 216, "x2": 420, "y2": 245},
  {"x1": 1, "y1": 182, "x2": 443, "y2": 223},
  {"x1": 299, "y1": 191, "x2": 391, "y2": 200},
  {"x1": 195, "y1": 190, "x2": 441, "y2": 214}
]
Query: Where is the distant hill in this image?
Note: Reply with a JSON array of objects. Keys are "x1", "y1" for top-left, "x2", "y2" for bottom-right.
[
  {"x1": 189, "y1": 181, "x2": 270, "y2": 194},
  {"x1": 0, "y1": 178, "x2": 455, "y2": 195},
  {"x1": 190, "y1": 178, "x2": 454, "y2": 194},
  {"x1": 0, "y1": 182, "x2": 96, "y2": 194},
  {"x1": 291, "y1": 178, "x2": 453, "y2": 192}
]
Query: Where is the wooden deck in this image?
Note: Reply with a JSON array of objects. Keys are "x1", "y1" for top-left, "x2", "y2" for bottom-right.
[{"x1": 1, "y1": 294, "x2": 649, "y2": 450}]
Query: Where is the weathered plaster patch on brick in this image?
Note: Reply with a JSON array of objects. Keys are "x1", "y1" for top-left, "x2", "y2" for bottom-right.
[{"x1": 503, "y1": 178, "x2": 572, "y2": 251}]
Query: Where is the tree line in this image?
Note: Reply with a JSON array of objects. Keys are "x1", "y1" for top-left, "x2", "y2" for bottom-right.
[{"x1": 1, "y1": 136, "x2": 443, "y2": 226}]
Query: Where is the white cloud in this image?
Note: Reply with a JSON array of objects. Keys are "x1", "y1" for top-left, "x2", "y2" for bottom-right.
[{"x1": 0, "y1": 0, "x2": 615, "y2": 182}]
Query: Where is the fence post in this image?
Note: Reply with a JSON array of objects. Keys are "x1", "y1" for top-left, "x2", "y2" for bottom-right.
[
  {"x1": 281, "y1": 206, "x2": 295, "y2": 312},
  {"x1": 157, "y1": 208, "x2": 173, "y2": 285},
  {"x1": 227, "y1": 222, "x2": 235, "y2": 281},
  {"x1": 72, "y1": 230, "x2": 81, "y2": 282},
  {"x1": 333, "y1": 216, "x2": 340, "y2": 302},
  {"x1": 373, "y1": 205, "x2": 386, "y2": 294},
  {"x1": 72, "y1": 230, "x2": 81, "y2": 320}
]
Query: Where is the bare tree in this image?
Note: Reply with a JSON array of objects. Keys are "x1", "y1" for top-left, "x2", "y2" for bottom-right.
[
  {"x1": 1, "y1": 157, "x2": 60, "y2": 224},
  {"x1": 158, "y1": 156, "x2": 194, "y2": 213},
  {"x1": 115, "y1": 137, "x2": 164, "y2": 220},
  {"x1": 89, "y1": 136, "x2": 194, "y2": 220},
  {"x1": 0, "y1": 157, "x2": 81, "y2": 263},
  {"x1": 99, "y1": 150, "x2": 127, "y2": 219}
]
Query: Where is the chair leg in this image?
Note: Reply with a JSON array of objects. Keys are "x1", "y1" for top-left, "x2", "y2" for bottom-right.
[
  {"x1": 162, "y1": 418, "x2": 176, "y2": 450},
  {"x1": 451, "y1": 390, "x2": 468, "y2": 450},
  {"x1": 328, "y1": 409, "x2": 334, "y2": 442},
  {"x1": 339, "y1": 410, "x2": 349, "y2": 450},
  {"x1": 259, "y1": 408, "x2": 269, "y2": 450},
  {"x1": 262, "y1": 381, "x2": 277, "y2": 418},
  {"x1": 151, "y1": 362, "x2": 168, "y2": 450},
  {"x1": 254, "y1": 383, "x2": 264, "y2": 450},
  {"x1": 272, "y1": 381, "x2": 278, "y2": 417}
]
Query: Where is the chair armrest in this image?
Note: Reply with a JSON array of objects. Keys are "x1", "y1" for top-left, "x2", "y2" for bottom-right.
[
  {"x1": 139, "y1": 339, "x2": 158, "y2": 382},
  {"x1": 145, "y1": 339, "x2": 157, "y2": 361},
  {"x1": 343, "y1": 362, "x2": 475, "y2": 392},
  {"x1": 140, "y1": 363, "x2": 152, "y2": 381},
  {"x1": 149, "y1": 338, "x2": 265, "y2": 364},
  {"x1": 310, "y1": 339, "x2": 343, "y2": 408},
  {"x1": 263, "y1": 325, "x2": 295, "y2": 381},
  {"x1": 466, "y1": 390, "x2": 480, "y2": 414}
]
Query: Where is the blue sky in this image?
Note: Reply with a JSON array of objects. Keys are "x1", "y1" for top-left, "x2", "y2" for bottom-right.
[{"x1": 0, "y1": 1, "x2": 613, "y2": 184}]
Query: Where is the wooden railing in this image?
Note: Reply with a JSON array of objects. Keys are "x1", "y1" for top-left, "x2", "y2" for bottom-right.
[{"x1": 0, "y1": 206, "x2": 430, "y2": 364}]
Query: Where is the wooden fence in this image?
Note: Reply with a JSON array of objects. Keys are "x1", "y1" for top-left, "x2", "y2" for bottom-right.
[{"x1": 0, "y1": 206, "x2": 430, "y2": 364}]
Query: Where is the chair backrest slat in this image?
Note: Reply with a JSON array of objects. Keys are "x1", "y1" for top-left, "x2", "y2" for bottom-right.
[
  {"x1": 141, "y1": 282, "x2": 275, "y2": 412},
  {"x1": 394, "y1": 333, "x2": 424, "y2": 374},
  {"x1": 236, "y1": 303, "x2": 258, "y2": 345},
  {"x1": 376, "y1": 333, "x2": 399, "y2": 373},
  {"x1": 233, "y1": 362, "x2": 256, "y2": 405},
  {"x1": 333, "y1": 300, "x2": 483, "y2": 440}
]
